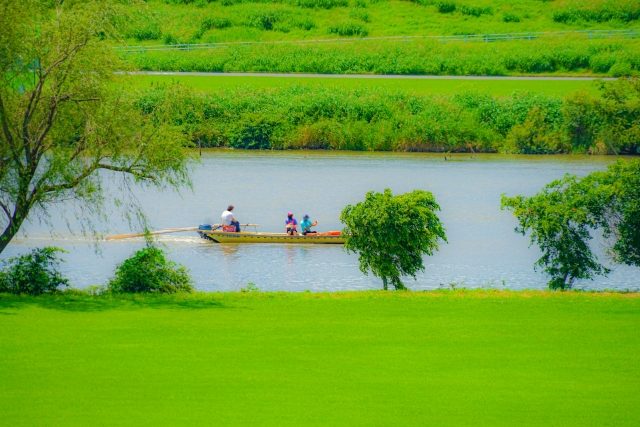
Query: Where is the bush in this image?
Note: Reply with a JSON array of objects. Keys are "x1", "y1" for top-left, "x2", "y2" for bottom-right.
[
  {"x1": 0, "y1": 247, "x2": 69, "y2": 295},
  {"x1": 328, "y1": 22, "x2": 369, "y2": 36},
  {"x1": 108, "y1": 246, "x2": 194, "y2": 294},
  {"x1": 437, "y1": 1, "x2": 456, "y2": 13},
  {"x1": 503, "y1": 12, "x2": 521, "y2": 22},
  {"x1": 296, "y1": 0, "x2": 348, "y2": 9},
  {"x1": 459, "y1": 5, "x2": 492, "y2": 17},
  {"x1": 201, "y1": 17, "x2": 232, "y2": 30}
]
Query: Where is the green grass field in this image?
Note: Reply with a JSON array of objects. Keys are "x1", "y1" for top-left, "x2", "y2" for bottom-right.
[
  {"x1": 131, "y1": 74, "x2": 600, "y2": 96},
  {"x1": 1, "y1": 291, "x2": 639, "y2": 426}
]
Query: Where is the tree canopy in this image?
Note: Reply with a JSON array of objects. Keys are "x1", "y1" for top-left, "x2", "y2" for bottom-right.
[
  {"x1": 501, "y1": 159, "x2": 640, "y2": 289},
  {"x1": 340, "y1": 189, "x2": 447, "y2": 290},
  {"x1": 0, "y1": 0, "x2": 194, "y2": 253}
]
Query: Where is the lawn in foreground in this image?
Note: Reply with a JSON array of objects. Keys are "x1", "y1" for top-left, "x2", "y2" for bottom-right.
[
  {"x1": 130, "y1": 75, "x2": 600, "y2": 97},
  {"x1": 1, "y1": 291, "x2": 639, "y2": 426}
]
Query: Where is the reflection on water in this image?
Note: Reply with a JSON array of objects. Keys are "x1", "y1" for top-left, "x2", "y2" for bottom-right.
[{"x1": 2, "y1": 151, "x2": 639, "y2": 291}]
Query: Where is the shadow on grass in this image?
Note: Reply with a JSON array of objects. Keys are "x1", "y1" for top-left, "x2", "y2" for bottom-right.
[{"x1": 0, "y1": 293, "x2": 226, "y2": 313}]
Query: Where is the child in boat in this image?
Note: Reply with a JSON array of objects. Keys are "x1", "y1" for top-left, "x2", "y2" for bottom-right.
[
  {"x1": 285, "y1": 212, "x2": 298, "y2": 235},
  {"x1": 300, "y1": 214, "x2": 318, "y2": 235}
]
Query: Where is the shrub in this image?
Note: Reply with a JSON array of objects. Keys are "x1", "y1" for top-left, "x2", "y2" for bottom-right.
[
  {"x1": 201, "y1": 17, "x2": 232, "y2": 30},
  {"x1": 328, "y1": 22, "x2": 369, "y2": 36},
  {"x1": 296, "y1": 0, "x2": 348, "y2": 9},
  {"x1": 130, "y1": 25, "x2": 162, "y2": 42},
  {"x1": 0, "y1": 247, "x2": 69, "y2": 295},
  {"x1": 503, "y1": 12, "x2": 521, "y2": 22},
  {"x1": 108, "y1": 246, "x2": 194, "y2": 294},
  {"x1": 459, "y1": 5, "x2": 492, "y2": 17},
  {"x1": 437, "y1": 1, "x2": 456, "y2": 13}
]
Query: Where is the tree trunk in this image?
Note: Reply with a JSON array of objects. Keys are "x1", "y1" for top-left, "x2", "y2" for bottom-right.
[
  {"x1": 0, "y1": 218, "x2": 22, "y2": 254},
  {"x1": 382, "y1": 276, "x2": 388, "y2": 290}
]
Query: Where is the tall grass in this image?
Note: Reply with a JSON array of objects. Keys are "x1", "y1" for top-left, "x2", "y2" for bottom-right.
[
  {"x1": 128, "y1": 38, "x2": 640, "y2": 76},
  {"x1": 133, "y1": 79, "x2": 640, "y2": 154}
]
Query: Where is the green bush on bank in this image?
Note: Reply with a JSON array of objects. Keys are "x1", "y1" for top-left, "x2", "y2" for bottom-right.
[
  {"x1": 108, "y1": 246, "x2": 195, "y2": 294},
  {"x1": 133, "y1": 78, "x2": 640, "y2": 154},
  {"x1": 127, "y1": 39, "x2": 640, "y2": 76},
  {"x1": 0, "y1": 247, "x2": 70, "y2": 295}
]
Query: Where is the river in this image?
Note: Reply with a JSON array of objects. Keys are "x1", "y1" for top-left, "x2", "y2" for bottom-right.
[{"x1": 2, "y1": 151, "x2": 639, "y2": 291}]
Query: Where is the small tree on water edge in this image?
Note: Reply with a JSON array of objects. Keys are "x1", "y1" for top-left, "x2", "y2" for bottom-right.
[
  {"x1": 501, "y1": 159, "x2": 640, "y2": 290},
  {"x1": 340, "y1": 189, "x2": 447, "y2": 290}
]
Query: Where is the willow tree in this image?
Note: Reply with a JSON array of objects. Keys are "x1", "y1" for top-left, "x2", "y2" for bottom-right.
[
  {"x1": 501, "y1": 159, "x2": 640, "y2": 289},
  {"x1": 341, "y1": 189, "x2": 447, "y2": 290},
  {"x1": 0, "y1": 0, "x2": 194, "y2": 254}
]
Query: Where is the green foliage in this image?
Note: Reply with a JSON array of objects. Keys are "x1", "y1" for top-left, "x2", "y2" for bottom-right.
[
  {"x1": 296, "y1": 0, "x2": 348, "y2": 9},
  {"x1": 552, "y1": 0, "x2": 640, "y2": 23},
  {"x1": 459, "y1": 5, "x2": 492, "y2": 17},
  {"x1": 501, "y1": 159, "x2": 640, "y2": 289},
  {"x1": 128, "y1": 39, "x2": 640, "y2": 77},
  {"x1": 437, "y1": 2, "x2": 456, "y2": 14},
  {"x1": 0, "y1": 247, "x2": 69, "y2": 295},
  {"x1": 504, "y1": 107, "x2": 565, "y2": 154},
  {"x1": 341, "y1": 189, "x2": 447, "y2": 289},
  {"x1": 502, "y1": 12, "x2": 521, "y2": 23},
  {"x1": 328, "y1": 21, "x2": 368, "y2": 36},
  {"x1": 108, "y1": 246, "x2": 194, "y2": 294},
  {"x1": 201, "y1": 17, "x2": 233, "y2": 30}
]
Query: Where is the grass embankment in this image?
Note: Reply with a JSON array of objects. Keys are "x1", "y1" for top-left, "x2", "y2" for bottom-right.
[
  {"x1": 127, "y1": 0, "x2": 640, "y2": 44},
  {"x1": 131, "y1": 74, "x2": 600, "y2": 96},
  {"x1": 1, "y1": 290, "x2": 639, "y2": 426}
]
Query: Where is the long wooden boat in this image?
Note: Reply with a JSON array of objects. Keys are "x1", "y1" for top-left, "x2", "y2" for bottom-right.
[{"x1": 198, "y1": 229, "x2": 344, "y2": 244}]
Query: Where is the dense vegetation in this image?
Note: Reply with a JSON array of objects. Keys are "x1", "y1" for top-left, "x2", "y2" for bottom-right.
[
  {"x1": 0, "y1": 247, "x2": 69, "y2": 295},
  {"x1": 128, "y1": 38, "x2": 640, "y2": 76},
  {"x1": 133, "y1": 77, "x2": 640, "y2": 154},
  {"x1": 502, "y1": 159, "x2": 640, "y2": 289}
]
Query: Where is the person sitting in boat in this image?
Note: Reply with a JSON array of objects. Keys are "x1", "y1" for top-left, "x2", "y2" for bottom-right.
[
  {"x1": 221, "y1": 205, "x2": 240, "y2": 232},
  {"x1": 285, "y1": 212, "x2": 298, "y2": 235},
  {"x1": 300, "y1": 214, "x2": 318, "y2": 235}
]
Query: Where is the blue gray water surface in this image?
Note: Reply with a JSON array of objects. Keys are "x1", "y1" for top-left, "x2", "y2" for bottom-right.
[{"x1": 3, "y1": 151, "x2": 639, "y2": 291}]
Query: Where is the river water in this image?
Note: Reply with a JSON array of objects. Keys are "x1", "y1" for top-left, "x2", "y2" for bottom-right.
[{"x1": 2, "y1": 151, "x2": 639, "y2": 291}]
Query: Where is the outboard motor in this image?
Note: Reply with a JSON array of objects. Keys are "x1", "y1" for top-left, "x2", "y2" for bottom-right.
[{"x1": 198, "y1": 224, "x2": 212, "y2": 239}]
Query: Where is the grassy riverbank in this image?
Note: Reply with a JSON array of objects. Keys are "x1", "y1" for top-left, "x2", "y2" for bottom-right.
[
  {"x1": 133, "y1": 79, "x2": 639, "y2": 154},
  {"x1": 1, "y1": 290, "x2": 639, "y2": 426}
]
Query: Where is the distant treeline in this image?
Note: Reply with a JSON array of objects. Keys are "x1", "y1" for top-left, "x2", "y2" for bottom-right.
[
  {"x1": 128, "y1": 39, "x2": 640, "y2": 76},
  {"x1": 134, "y1": 77, "x2": 640, "y2": 154}
]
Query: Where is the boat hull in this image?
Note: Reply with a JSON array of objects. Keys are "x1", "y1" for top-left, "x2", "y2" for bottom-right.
[{"x1": 198, "y1": 230, "x2": 344, "y2": 244}]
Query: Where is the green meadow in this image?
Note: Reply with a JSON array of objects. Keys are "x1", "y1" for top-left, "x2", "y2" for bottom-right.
[
  {"x1": 119, "y1": 0, "x2": 640, "y2": 76},
  {"x1": 1, "y1": 291, "x2": 639, "y2": 426},
  {"x1": 126, "y1": 0, "x2": 640, "y2": 44},
  {"x1": 131, "y1": 74, "x2": 601, "y2": 96}
]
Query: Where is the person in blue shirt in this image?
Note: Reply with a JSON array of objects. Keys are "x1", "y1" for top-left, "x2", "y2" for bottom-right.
[
  {"x1": 300, "y1": 214, "x2": 318, "y2": 235},
  {"x1": 285, "y1": 212, "x2": 298, "y2": 235}
]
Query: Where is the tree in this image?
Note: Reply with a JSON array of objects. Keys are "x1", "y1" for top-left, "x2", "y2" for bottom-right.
[
  {"x1": 340, "y1": 189, "x2": 447, "y2": 290},
  {"x1": 501, "y1": 159, "x2": 640, "y2": 289},
  {"x1": 0, "y1": 0, "x2": 194, "y2": 254}
]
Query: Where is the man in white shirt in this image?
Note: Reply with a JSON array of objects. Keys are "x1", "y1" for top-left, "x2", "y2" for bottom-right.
[{"x1": 221, "y1": 205, "x2": 240, "y2": 232}]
